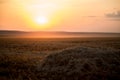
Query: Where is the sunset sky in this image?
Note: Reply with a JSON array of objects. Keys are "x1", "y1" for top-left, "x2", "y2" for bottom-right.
[{"x1": 0, "y1": 0, "x2": 120, "y2": 32}]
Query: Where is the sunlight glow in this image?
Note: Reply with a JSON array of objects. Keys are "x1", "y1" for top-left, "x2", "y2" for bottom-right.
[
  {"x1": 1, "y1": 0, "x2": 120, "y2": 32},
  {"x1": 35, "y1": 16, "x2": 48, "y2": 25}
]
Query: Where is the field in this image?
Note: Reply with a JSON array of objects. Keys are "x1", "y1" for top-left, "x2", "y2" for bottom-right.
[{"x1": 0, "y1": 37, "x2": 120, "y2": 80}]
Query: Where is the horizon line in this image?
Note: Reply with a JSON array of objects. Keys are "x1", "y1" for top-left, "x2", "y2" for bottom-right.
[{"x1": 0, "y1": 30, "x2": 120, "y2": 34}]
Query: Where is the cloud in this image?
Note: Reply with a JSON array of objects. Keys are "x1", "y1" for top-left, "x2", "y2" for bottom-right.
[
  {"x1": 82, "y1": 16, "x2": 97, "y2": 18},
  {"x1": 105, "y1": 10, "x2": 120, "y2": 18},
  {"x1": 108, "y1": 19, "x2": 120, "y2": 21},
  {"x1": 0, "y1": 0, "x2": 9, "y2": 4},
  {"x1": 86, "y1": 16, "x2": 97, "y2": 17},
  {"x1": 0, "y1": 0, "x2": 4, "y2": 3}
]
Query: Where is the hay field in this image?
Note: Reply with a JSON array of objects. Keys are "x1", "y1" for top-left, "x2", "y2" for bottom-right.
[{"x1": 0, "y1": 38, "x2": 120, "y2": 80}]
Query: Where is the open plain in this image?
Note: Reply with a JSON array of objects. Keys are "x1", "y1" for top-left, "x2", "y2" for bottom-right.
[{"x1": 0, "y1": 37, "x2": 120, "y2": 80}]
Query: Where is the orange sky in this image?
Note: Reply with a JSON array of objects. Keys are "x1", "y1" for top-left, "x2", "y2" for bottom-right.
[{"x1": 0, "y1": 0, "x2": 120, "y2": 32}]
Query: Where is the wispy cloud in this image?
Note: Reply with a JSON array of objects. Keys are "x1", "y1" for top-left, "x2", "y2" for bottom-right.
[
  {"x1": 105, "y1": 10, "x2": 120, "y2": 18},
  {"x1": 86, "y1": 16, "x2": 97, "y2": 18},
  {"x1": 0, "y1": 0, "x2": 9, "y2": 4},
  {"x1": 82, "y1": 16, "x2": 97, "y2": 18}
]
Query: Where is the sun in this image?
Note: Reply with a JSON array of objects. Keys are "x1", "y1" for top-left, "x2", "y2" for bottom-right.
[{"x1": 35, "y1": 16, "x2": 48, "y2": 25}]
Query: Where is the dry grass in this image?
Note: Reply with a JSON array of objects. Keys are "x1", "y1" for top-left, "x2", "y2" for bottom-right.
[{"x1": 0, "y1": 38, "x2": 120, "y2": 80}]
